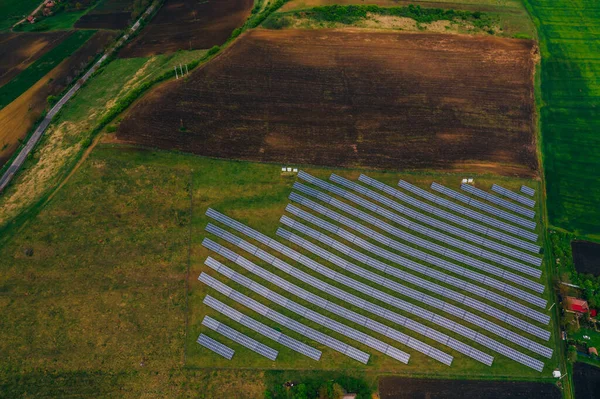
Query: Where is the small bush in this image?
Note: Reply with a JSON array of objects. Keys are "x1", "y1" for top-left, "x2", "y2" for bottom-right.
[
  {"x1": 105, "y1": 125, "x2": 117, "y2": 133},
  {"x1": 207, "y1": 45, "x2": 220, "y2": 56},
  {"x1": 263, "y1": 15, "x2": 291, "y2": 29}
]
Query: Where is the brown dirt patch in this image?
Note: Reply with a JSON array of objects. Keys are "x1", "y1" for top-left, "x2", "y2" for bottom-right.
[
  {"x1": 0, "y1": 31, "x2": 117, "y2": 167},
  {"x1": 379, "y1": 376, "x2": 561, "y2": 398},
  {"x1": 117, "y1": 29, "x2": 538, "y2": 177},
  {"x1": 118, "y1": 0, "x2": 254, "y2": 58},
  {"x1": 0, "y1": 31, "x2": 71, "y2": 88}
]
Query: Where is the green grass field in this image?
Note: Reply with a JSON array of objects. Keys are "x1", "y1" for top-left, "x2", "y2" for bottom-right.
[
  {"x1": 523, "y1": 0, "x2": 600, "y2": 237},
  {"x1": 0, "y1": 0, "x2": 40, "y2": 31},
  {"x1": 15, "y1": 10, "x2": 91, "y2": 32},
  {"x1": 0, "y1": 30, "x2": 95, "y2": 109}
]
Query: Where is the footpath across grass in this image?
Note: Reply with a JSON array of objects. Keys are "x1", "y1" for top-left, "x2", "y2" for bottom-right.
[{"x1": 0, "y1": 30, "x2": 95, "y2": 109}]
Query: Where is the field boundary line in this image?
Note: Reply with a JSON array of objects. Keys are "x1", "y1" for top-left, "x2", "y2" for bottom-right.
[{"x1": 184, "y1": 168, "x2": 193, "y2": 365}]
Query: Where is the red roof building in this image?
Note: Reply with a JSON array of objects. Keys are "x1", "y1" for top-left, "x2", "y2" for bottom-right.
[{"x1": 565, "y1": 297, "x2": 590, "y2": 313}]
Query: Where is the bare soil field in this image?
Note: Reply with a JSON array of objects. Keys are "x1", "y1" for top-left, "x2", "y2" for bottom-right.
[
  {"x1": 572, "y1": 241, "x2": 600, "y2": 276},
  {"x1": 0, "y1": 31, "x2": 117, "y2": 166},
  {"x1": 75, "y1": 12, "x2": 131, "y2": 29},
  {"x1": 379, "y1": 376, "x2": 561, "y2": 398},
  {"x1": 0, "y1": 31, "x2": 71, "y2": 88},
  {"x1": 117, "y1": 29, "x2": 538, "y2": 176},
  {"x1": 118, "y1": 0, "x2": 254, "y2": 58},
  {"x1": 573, "y1": 362, "x2": 600, "y2": 399}
]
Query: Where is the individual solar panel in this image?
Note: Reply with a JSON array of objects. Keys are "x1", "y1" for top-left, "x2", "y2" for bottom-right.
[
  {"x1": 203, "y1": 295, "x2": 320, "y2": 360},
  {"x1": 201, "y1": 212, "x2": 550, "y2": 371},
  {"x1": 202, "y1": 315, "x2": 278, "y2": 360},
  {"x1": 328, "y1": 174, "x2": 542, "y2": 267},
  {"x1": 521, "y1": 185, "x2": 535, "y2": 196},
  {"x1": 201, "y1": 228, "x2": 491, "y2": 367},
  {"x1": 288, "y1": 190, "x2": 546, "y2": 295},
  {"x1": 462, "y1": 184, "x2": 536, "y2": 218},
  {"x1": 203, "y1": 259, "x2": 412, "y2": 364},
  {"x1": 200, "y1": 273, "x2": 370, "y2": 363},
  {"x1": 432, "y1": 182, "x2": 536, "y2": 229},
  {"x1": 396, "y1": 179, "x2": 538, "y2": 242},
  {"x1": 491, "y1": 184, "x2": 536, "y2": 208},
  {"x1": 197, "y1": 333, "x2": 235, "y2": 360}
]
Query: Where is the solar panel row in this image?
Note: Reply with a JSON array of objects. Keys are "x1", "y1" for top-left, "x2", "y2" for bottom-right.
[
  {"x1": 203, "y1": 209, "x2": 546, "y2": 371},
  {"x1": 275, "y1": 226, "x2": 552, "y2": 354},
  {"x1": 202, "y1": 239, "x2": 452, "y2": 365},
  {"x1": 432, "y1": 182, "x2": 536, "y2": 230},
  {"x1": 289, "y1": 189, "x2": 545, "y2": 295},
  {"x1": 300, "y1": 172, "x2": 541, "y2": 274},
  {"x1": 279, "y1": 215, "x2": 550, "y2": 327},
  {"x1": 203, "y1": 293, "x2": 322, "y2": 360},
  {"x1": 521, "y1": 186, "x2": 535, "y2": 197},
  {"x1": 200, "y1": 273, "x2": 371, "y2": 364},
  {"x1": 197, "y1": 333, "x2": 235, "y2": 360},
  {"x1": 204, "y1": 256, "x2": 412, "y2": 365},
  {"x1": 397, "y1": 180, "x2": 538, "y2": 242},
  {"x1": 333, "y1": 174, "x2": 541, "y2": 265},
  {"x1": 202, "y1": 315, "x2": 278, "y2": 360},
  {"x1": 284, "y1": 202, "x2": 547, "y2": 310},
  {"x1": 202, "y1": 221, "x2": 493, "y2": 366},
  {"x1": 462, "y1": 184, "x2": 536, "y2": 218},
  {"x1": 491, "y1": 184, "x2": 536, "y2": 208}
]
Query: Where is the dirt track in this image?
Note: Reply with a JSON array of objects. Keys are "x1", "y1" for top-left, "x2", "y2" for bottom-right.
[
  {"x1": 117, "y1": 29, "x2": 538, "y2": 176},
  {"x1": 118, "y1": 0, "x2": 254, "y2": 58}
]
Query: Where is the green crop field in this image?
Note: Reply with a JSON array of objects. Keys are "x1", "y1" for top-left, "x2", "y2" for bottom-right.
[
  {"x1": 15, "y1": 9, "x2": 91, "y2": 32},
  {"x1": 0, "y1": 30, "x2": 95, "y2": 109},
  {"x1": 0, "y1": 0, "x2": 40, "y2": 31},
  {"x1": 523, "y1": 0, "x2": 600, "y2": 237}
]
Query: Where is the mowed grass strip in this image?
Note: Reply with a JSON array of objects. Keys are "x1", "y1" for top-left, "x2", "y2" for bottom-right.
[
  {"x1": 523, "y1": 0, "x2": 600, "y2": 236},
  {"x1": 0, "y1": 30, "x2": 95, "y2": 109}
]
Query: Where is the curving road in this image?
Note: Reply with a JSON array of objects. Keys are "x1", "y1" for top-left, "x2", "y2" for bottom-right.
[{"x1": 0, "y1": 4, "x2": 155, "y2": 193}]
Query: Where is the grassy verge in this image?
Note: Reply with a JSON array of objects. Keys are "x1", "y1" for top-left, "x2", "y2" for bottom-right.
[{"x1": 0, "y1": 30, "x2": 96, "y2": 109}]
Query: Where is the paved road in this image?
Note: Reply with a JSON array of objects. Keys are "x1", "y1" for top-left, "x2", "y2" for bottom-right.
[{"x1": 0, "y1": 4, "x2": 155, "y2": 193}]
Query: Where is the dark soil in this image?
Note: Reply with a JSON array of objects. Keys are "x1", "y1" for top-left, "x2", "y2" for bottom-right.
[
  {"x1": 117, "y1": 0, "x2": 254, "y2": 58},
  {"x1": 572, "y1": 240, "x2": 600, "y2": 276},
  {"x1": 0, "y1": 31, "x2": 71, "y2": 88},
  {"x1": 117, "y1": 29, "x2": 538, "y2": 177},
  {"x1": 379, "y1": 376, "x2": 561, "y2": 399},
  {"x1": 573, "y1": 362, "x2": 600, "y2": 399},
  {"x1": 74, "y1": 12, "x2": 131, "y2": 29}
]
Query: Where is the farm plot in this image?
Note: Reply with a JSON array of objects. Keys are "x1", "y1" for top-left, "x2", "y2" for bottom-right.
[
  {"x1": 117, "y1": 29, "x2": 538, "y2": 177},
  {"x1": 75, "y1": 0, "x2": 150, "y2": 30},
  {"x1": 523, "y1": 0, "x2": 600, "y2": 236},
  {"x1": 0, "y1": 30, "x2": 117, "y2": 166},
  {"x1": 572, "y1": 241, "x2": 600, "y2": 276},
  {"x1": 379, "y1": 376, "x2": 561, "y2": 398},
  {"x1": 0, "y1": 31, "x2": 71, "y2": 88},
  {"x1": 118, "y1": 0, "x2": 254, "y2": 58},
  {"x1": 573, "y1": 362, "x2": 600, "y2": 399}
]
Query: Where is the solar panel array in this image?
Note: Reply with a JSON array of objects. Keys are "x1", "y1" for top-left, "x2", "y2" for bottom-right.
[
  {"x1": 203, "y1": 251, "x2": 454, "y2": 365},
  {"x1": 200, "y1": 273, "x2": 370, "y2": 363},
  {"x1": 202, "y1": 315, "x2": 278, "y2": 360},
  {"x1": 299, "y1": 172, "x2": 541, "y2": 275},
  {"x1": 289, "y1": 189, "x2": 545, "y2": 295},
  {"x1": 432, "y1": 182, "x2": 536, "y2": 230},
  {"x1": 203, "y1": 217, "x2": 493, "y2": 366},
  {"x1": 398, "y1": 180, "x2": 538, "y2": 242},
  {"x1": 197, "y1": 333, "x2": 235, "y2": 360},
  {"x1": 461, "y1": 184, "x2": 536, "y2": 218},
  {"x1": 492, "y1": 184, "x2": 536, "y2": 208},
  {"x1": 332, "y1": 174, "x2": 542, "y2": 266},
  {"x1": 203, "y1": 293, "x2": 322, "y2": 360},
  {"x1": 204, "y1": 209, "x2": 548, "y2": 371},
  {"x1": 278, "y1": 215, "x2": 550, "y2": 326},
  {"x1": 521, "y1": 185, "x2": 536, "y2": 197},
  {"x1": 204, "y1": 256, "x2": 410, "y2": 364},
  {"x1": 275, "y1": 226, "x2": 552, "y2": 355}
]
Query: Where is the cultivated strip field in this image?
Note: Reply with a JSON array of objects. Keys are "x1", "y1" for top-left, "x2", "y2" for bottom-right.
[
  {"x1": 194, "y1": 167, "x2": 555, "y2": 375},
  {"x1": 118, "y1": 0, "x2": 254, "y2": 58},
  {"x1": 117, "y1": 29, "x2": 538, "y2": 177}
]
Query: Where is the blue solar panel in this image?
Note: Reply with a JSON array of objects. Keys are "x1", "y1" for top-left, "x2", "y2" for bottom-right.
[{"x1": 197, "y1": 333, "x2": 235, "y2": 360}]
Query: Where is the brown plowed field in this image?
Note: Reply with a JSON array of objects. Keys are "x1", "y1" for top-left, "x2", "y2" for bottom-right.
[
  {"x1": 117, "y1": 29, "x2": 538, "y2": 176},
  {"x1": 118, "y1": 0, "x2": 254, "y2": 58},
  {"x1": 0, "y1": 31, "x2": 117, "y2": 166},
  {"x1": 75, "y1": 12, "x2": 132, "y2": 30},
  {"x1": 379, "y1": 376, "x2": 561, "y2": 398},
  {"x1": 0, "y1": 32, "x2": 71, "y2": 88}
]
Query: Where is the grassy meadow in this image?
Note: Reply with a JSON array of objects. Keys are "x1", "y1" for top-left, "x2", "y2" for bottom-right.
[
  {"x1": 523, "y1": 0, "x2": 600, "y2": 238},
  {"x1": 0, "y1": 0, "x2": 40, "y2": 31}
]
